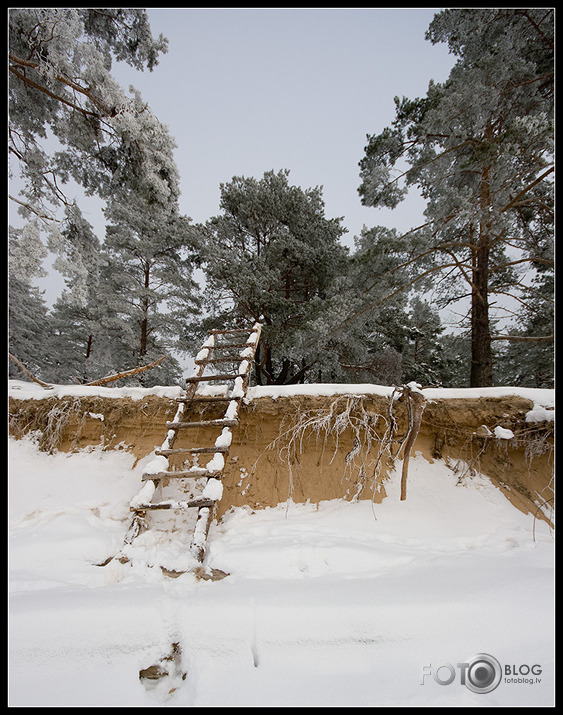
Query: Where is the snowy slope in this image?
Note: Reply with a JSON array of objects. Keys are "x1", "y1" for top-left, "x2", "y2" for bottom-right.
[{"x1": 8, "y1": 421, "x2": 554, "y2": 707}]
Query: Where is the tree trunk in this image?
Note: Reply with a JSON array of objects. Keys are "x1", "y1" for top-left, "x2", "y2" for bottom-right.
[
  {"x1": 470, "y1": 244, "x2": 493, "y2": 386},
  {"x1": 85, "y1": 334, "x2": 93, "y2": 359},
  {"x1": 470, "y1": 164, "x2": 494, "y2": 387},
  {"x1": 139, "y1": 263, "x2": 151, "y2": 359}
]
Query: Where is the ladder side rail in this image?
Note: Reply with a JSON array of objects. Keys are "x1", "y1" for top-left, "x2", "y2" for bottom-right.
[{"x1": 190, "y1": 324, "x2": 262, "y2": 563}]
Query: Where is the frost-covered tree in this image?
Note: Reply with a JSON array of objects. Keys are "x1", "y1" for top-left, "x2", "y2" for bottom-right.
[
  {"x1": 331, "y1": 227, "x2": 453, "y2": 386},
  {"x1": 9, "y1": 8, "x2": 167, "y2": 223},
  {"x1": 103, "y1": 105, "x2": 201, "y2": 385},
  {"x1": 39, "y1": 207, "x2": 132, "y2": 383},
  {"x1": 9, "y1": 9, "x2": 200, "y2": 385},
  {"x1": 494, "y1": 270, "x2": 554, "y2": 388},
  {"x1": 197, "y1": 169, "x2": 348, "y2": 384},
  {"x1": 358, "y1": 8, "x2": 554, "y2": 387},
  {"x1": 8, "y1": 223, "x2": 50, "y2": 377}
]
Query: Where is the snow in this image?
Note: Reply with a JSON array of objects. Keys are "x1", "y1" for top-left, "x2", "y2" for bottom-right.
[
  {"x1": 8, "y1": 379, "x2": 554, "y2": 430},
  {"x1": 8, "y1": 378, "x2": 185, "y2": 402},
  {"x1": 9, "y1": 430, "x2": 554, "y2": 707},
  {"x1": 231, "y1": 376, "x2": 245, "y2": 398},
  {"x1": 494, "y1": 426, "x2": 515, "y2": 440},
  {"x1": 205, "y1": 452, "x2": 225, "y2": 473},
  {"x1": 142, "y1": 454, "x2": 169, "y2": 475},
  {"x1": 202, "y1": 477, "x2": 224, "y2": 501},
  {"x1": 525, "y1": 405, "x2": 555, "y2": 423},
  {"x1": 130, "y1": 479, "x2": 156, "y2": 509},
  {"x1": 215, "y1": 427, "x2": 233, "y2": 450},
  {"x1": 225, "y1": 399, "x2": 239, "y2": 421},
  {"x1": 244, "y1": 381, "x2": 555, "y2": 411},
  {"x1": 238, "y1": 359, "x2": 250, "y2": 374}
]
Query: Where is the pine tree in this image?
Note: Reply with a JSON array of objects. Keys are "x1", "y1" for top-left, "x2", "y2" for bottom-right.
[
  {"x1": 197, "y1": 169, "x2": 348, "y2": 384},
  {"x1": 8, "y1": 223, "x2": 50, "y2": 378},
  {"x1": 9, "y1": 8, "x2": 167, "y2": 222},
  {"x1": 9, "y1": 10, "x2": 201, "y2": 386},
  {"x1": 358, "y1": 8, "x2": 554, "y2": 387},
  {"x1": 103, "y1": 103, "x2": 201, "y2": 385}
]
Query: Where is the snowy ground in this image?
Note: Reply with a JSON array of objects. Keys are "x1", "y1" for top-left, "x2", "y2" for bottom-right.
[{"x1": 9, "y1": 429, "x2": 554, "y2": 707}]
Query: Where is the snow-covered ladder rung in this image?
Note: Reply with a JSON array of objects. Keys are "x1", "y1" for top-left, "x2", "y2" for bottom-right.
[
  {"x1": 166, "y1": 418, "x2": 239, "y2": 430},
  {"x1": 141, "y1": 468, "x2": 223, "y2": 481},
  {"x1": 155, "y1": 446, "x2": 229, "y2": 456},
  {"x1": 133, "y1": 497, "x2": 217, "y2": 511},
  {"x1": 184, "y1": 372, "x2": 244, "y2": 383}
]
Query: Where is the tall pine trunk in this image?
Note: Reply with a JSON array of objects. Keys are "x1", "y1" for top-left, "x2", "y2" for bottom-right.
[
  {"x1": 470, "y1": 241, "x2": 493, "y2": 386},
  {"x1": 470, "y1": 162, "x2": 493, "y2": 387},
  {"x1": 139, "y1": 262, "x2": 151, "y2": 360}
]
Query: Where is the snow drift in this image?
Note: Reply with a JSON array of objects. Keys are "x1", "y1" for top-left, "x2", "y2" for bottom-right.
[{"x1": 8, "y1": 379, "x2": 555, "y2": 707}]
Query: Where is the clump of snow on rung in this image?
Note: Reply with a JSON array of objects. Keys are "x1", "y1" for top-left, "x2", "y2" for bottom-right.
[
  {"x1": 202, "y1": 478, "x2": 223, "y2": 501},
  {"x1": 215, "y1": 427, "x2": 232, "y2": 449},
  {"x1": 238, "y1": 360, "x2": 250, "y2": 375},
  {"x1": 202, "y1": 335, "x2": 215, "y2": 348},
  {"x1": 206, "y1": 453, "x2": 225, "y2": 473},
  {"x1": 195, "y1": 348, "x2": 209, "y2": 362},
  {"x1": 143, "y1": 454, "x2": 169, "y2": 474},
  {"x1": 161, "y1": 429, "x2": 176, "y2": 450},
  {"x1": 494, "y1": 426, "x2": 514, "y2": 439},
  {"x1": 130, "y1": 480, "x2": 156, "y2": 509},
  {"x1": 239, "y1": 346, "x2": 254, "y2": 359},
  {"x1": 225, "y1": 400, "x2": 239, "y2": 420},
  {"x1": 231, "y1": 377, "x2": 245, "y2": 398}
]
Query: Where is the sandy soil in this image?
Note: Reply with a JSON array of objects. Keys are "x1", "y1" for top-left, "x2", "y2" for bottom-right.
[{"x1": 8, "y1": 390, "x2": 554, "y2": 526}]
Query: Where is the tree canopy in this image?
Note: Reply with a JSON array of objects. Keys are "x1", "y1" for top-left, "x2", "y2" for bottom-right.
[
  {"x1": 197, "y1": 169, "x2": 349, "y2": 384},
  {"x1": 8, "y1": 8, "x2": 201, "y2": 386},
  {"x1": 8, "y1": 8, "x2": 554, "y2": 390},
  {"x1": 9, "y1": 8, "x2": 168, "y2": 224}
]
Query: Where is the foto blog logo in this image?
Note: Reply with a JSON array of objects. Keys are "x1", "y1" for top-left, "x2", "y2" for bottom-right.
[{"x1": 421, "y1": 653, "x2": 503, "y2": 694}]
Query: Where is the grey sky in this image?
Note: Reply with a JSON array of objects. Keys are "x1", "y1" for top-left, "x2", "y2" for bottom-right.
[
  {"x1": 29, "y1": 7, "x2": 457, "y2": 303},
  {"x1": 112, "y1": 7, "x2": 455, "y2": 242}
]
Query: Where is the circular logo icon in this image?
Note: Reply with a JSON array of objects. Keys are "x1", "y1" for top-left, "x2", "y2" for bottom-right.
[{"x1": 464, "y1": 653, "x2": 502, "y2": 694}]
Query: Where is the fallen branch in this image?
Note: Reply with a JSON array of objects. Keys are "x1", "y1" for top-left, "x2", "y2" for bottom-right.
[
  {"x1": 85, "y1": 355, "x2": 168, "y2": 386},
  {"x1": 8, "y1": 353, "x2": 53, "y2": 389}
]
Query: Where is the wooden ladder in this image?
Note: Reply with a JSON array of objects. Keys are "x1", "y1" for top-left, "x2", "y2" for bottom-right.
[{"x1": 122, "y1": 323, "x2": 262, "y2": 566}]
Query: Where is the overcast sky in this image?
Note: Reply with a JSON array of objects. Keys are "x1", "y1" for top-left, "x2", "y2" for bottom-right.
[
  {"x1": 112, "y1": 7, "x2": 456, "y2": 243},
  {"x1": 29, "y1": 7, "x2": 457, "y2": 303}
]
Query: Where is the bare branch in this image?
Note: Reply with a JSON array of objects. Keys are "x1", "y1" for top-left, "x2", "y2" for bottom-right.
[{"x1": 490, "y1": 334, "x2": 553, "y2": 342}]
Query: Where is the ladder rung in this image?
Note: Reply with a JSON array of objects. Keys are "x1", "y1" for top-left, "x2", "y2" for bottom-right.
[
  {"x1": 141, "y1": 468, "x2": 222, "y2": 481},
  {"x1": 132, "y1": 497, "x2": 216, "y2": 511},
  {"x1": 195, "y1": 357, "x2": 246, "y2": 365},
  {"x1": 166, "y1": 418, "x2": 239, "y2": 429},
  {"x1": 155, "y1": 446, "x2": 228, "y2": 456},
  {"x1": 185, "y1": 373, "x2": 243, "y2": 383},
  {"x1": 207, "y1": 328, "x2": 254, "y2": 335},
  {"x1": 209, "y1": 342, "x2": 256, "y2": 350}
]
